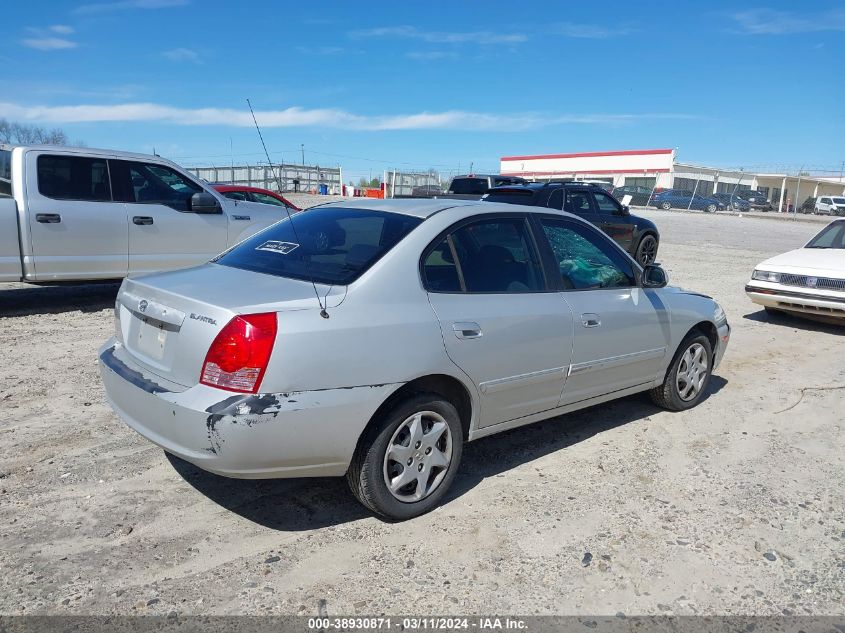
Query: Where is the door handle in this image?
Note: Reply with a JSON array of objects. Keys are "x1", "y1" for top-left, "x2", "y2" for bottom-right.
[
  {"x1": 452, "y1": 322, "x2": 482, "y2": 339},
  {"x1": 36, "y1": 213, "x2": 61, "y2": 224},
  {"x1": 133, "y1": 216, "x2": 154, "y2": 225},
  {"x1": 581, "y1": 313, "x2": 601, "y2": 328}
]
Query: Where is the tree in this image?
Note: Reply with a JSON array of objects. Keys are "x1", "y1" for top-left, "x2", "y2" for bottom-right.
[
  {"x1": 0, "y1": 119, "x2": 79, "y2": 145},
  {"x1": 356, "y1": 176, "x2": 381, "y2": 188}
]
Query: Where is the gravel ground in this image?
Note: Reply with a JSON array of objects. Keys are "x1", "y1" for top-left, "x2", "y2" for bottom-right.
[{"x1": 1, "y1": 208, "x2": 843, "y2": 617}]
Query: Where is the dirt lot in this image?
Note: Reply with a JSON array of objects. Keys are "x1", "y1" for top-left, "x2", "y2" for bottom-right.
[{"x1": 1, "y1": 209, "x2": 843, "y2": 617}]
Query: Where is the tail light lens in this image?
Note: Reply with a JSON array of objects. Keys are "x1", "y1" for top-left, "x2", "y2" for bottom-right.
[{"x1": 200, "y1": 313, "x2": 277, "y2": 393}]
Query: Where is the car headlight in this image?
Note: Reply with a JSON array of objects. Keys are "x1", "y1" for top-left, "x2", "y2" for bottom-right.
[
  {"x1": 752, "y1": 270, "x2": 780, "y2": 283},
  {"x1": 714, "y1": 303, "x2": 727, "y2": 325}
]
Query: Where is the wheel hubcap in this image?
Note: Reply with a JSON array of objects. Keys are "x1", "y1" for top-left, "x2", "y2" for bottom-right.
[
  {"x1": 676, "y1": 343, "x2": 709, "y2": 401},
  {"x1": 383, "y1": 411, "x2": 453, "y2": 503},
  {"x1": 639, "y1": 237, "x2": 657, "y2": 265}
]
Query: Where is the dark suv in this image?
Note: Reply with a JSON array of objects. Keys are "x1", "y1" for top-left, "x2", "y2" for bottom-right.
[{"x1": 484, "y1": 182, "x2": 660, "y2": 265}]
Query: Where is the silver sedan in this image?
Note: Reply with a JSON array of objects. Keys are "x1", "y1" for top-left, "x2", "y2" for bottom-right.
[{"x1": 99, "y1": 199, "x2": 730, "y2": 520}]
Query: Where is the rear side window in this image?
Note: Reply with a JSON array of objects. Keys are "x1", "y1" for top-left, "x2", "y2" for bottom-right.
[
  {"x1": 449, "y1": 178, "x2": 488, "y2": 195},
  {"x1": 251, "y1": 192, "x2": 285, "y2": 206},
  {"x1": 216, "y1": 208, "x2": 422, "y2": 285},
  {"x1": 222, "y1": 190, "x2": 249, "y2": 201},
  {"x1": 37, "y1": 155, "x2": 111, "y2": 201},
  {"x1": 0, "y1": 149, "x2": 10, "y2": 198},
  {"x1": 546, "y1": 189, "x2": 563, "y2": 210},
  {"x1": 423, "y1": 218, "x2": 544, "y2": 293}
]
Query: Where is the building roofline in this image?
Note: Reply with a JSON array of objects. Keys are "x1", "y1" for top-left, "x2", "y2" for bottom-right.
[{"x1": 501, "y1": 148, "x2": 674, "y2": 162}]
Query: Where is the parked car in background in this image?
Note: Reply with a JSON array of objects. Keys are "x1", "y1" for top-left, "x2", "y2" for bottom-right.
[
  {"x1": 443, "y1": 174, "x2": 527, "y2": 199},
  {"x1": 484, "y1": 181, "x2": 660, "y2": 265},
  {"x1": 0, "y1": 145, "x2": 286, "y2": 283},
  {"x1": 652, "y1": 189, "x2": 726, "y2": 213},
  {"x1": 612, "y1": 185, "x2": 654, "y2": 207},
  {"x1": 799, "y1": 197, "x2": 816, "y2": 214},
  {"x1": 410, "y1": 184, "x2": 444, "y2": 198},
  {"x1": 712, "y1": 193, "x2": 751, "y2": 211},
  {"x1": 99, "y1": 198, "x2": 729, "y2": 520},
  {"x1": 735, "y1": 190, "x2": 772, "y2": 211},
  {"x1": 814, "y1": 196, "x2": 845, "y2": 216},
  {"x1": 212, "y1": 184, "x2": 300, "y2": 211},
  {"x1": 746, "y1": 218, "x2": 845, "y2": 322}
]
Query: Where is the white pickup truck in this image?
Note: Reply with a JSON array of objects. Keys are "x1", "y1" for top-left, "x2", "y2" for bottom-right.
[{"x1": 0, "y1": 145, "x2": 287, "y2": 283}]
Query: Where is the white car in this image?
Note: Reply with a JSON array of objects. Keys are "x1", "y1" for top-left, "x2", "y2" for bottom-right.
[
  {"x1": 746, "y1": 218, "x2": 845, "y2": 320},
  {"x1": 814, "y1": 196, "x2": 845, "y2": 216}
]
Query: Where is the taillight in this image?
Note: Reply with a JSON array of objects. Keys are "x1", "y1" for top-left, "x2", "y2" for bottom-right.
[{"x1": 200, "y1": 313, "x2": 277, "y2": 393}]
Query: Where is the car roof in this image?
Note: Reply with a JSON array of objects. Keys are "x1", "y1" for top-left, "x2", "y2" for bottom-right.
[{"x1": 317, "y1": 197, "x2": 585, "y2": 220}]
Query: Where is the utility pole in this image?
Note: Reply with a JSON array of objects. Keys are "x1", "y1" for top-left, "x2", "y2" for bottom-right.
[{"x1": 301, "y1": 144, "x2": 305, "y2": 166}]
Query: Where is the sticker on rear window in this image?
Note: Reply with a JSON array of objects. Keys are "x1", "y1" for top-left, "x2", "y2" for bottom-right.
[{"x1": 256, "y1": 240, "x2": 300, "y2": 255}]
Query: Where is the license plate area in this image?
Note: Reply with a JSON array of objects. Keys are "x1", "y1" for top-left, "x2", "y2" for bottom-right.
[{"x1": 136, "y1": 316, "x2": 171, "y2": 362}]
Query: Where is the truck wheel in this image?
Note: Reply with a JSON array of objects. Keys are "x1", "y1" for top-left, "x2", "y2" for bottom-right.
[
  {"x1": 347, "y1": 394, "x2": 463, "y2": 520},
  {"x1": 649, "y1": 332, "x2": 713, "y2": 411}
]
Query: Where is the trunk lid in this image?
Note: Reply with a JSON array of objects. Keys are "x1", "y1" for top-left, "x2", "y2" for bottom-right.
[{"x1": 116, "y1": 263, "x2": 345, "y2": 387}]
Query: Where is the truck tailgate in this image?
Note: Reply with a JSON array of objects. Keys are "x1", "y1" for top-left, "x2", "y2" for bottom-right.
[{"x1": 0, "y1": 197, "x2": 22, "y2": 282}]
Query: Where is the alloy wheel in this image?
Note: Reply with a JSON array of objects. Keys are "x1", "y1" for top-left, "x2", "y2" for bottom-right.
[
  {"x1": 383, "y1": 411, "x2": 453, "y2": 503},
  {"x1": 676, "y1": 342, "x2": 709, "y2": 401},
  {"x1": 637, "y1": 236, "x2": 658, "y2": 266}
]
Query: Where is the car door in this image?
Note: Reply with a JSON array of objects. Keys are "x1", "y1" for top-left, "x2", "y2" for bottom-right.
[
  {"x1": 25, "y1": 151, "x2": 128, "y2": 280},
  {"x1": 423, "y1": 214, "x2": 575, "y2": 428},
  {"x1": 534, "y1": 216, "x2": 669, "y2": 405},
  {"x1": 110, "y1": 159, "x2": 228, "y2": 275},
  {"x1": 591, "y1": 190, "x2": 635, "y2": 251}
]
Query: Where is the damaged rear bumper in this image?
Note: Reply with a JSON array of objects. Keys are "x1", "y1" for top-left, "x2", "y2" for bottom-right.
[{"x1": 98, "y1": 340, "x2": 400, "y2": 479}]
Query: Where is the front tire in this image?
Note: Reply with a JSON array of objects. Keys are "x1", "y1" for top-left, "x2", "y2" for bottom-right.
[
  {"x1": 649, "y1": 333, "x2": 713, "y2": 411},
  {"x1": 705, "y1": 203, "x2": 717, "y2": 213},
  {"x1": 347, "y1": 394, "x2": 463, "y2": 520},
  {"x1": 660, "y1": 201, "x2": 672, "y2": 210},
  {"x1": 635, "y1": 234, "x2": 659, "y2": 266}
]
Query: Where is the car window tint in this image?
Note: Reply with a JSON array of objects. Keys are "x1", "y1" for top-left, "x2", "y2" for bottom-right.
[
  {"x1": 112, "y1": 160, "x2": 201, "y2": 210},
  {"x1": 216, "y1": 207, "x2": 421, "y2": 285},
  {"x1": 546, "y1": 189, "x2": 563, "y2": 210},
  {"x1": 251, "y1": 192, "x2": 285, "y2": 206},
  {"x1": 594, "y1": 191, "x2": 622, "y2": 213},
  {"x1": 37, "y1": 155, "x2": 111, "y2": 201},
  {"x1": 449, "y1": 178, "x2": 488, "y2": 195},
  {"x1": 449, "y1": 218, "x2": 543, "y2": 293},
  {"x1": 422, "y1": 237, "x2": 462, "y2": 292},
  {"x1": 222, "y1": 191, "x2": 249, "y2": 201},
  {"x1": 540, "y1": 218, "x2": 635, "y2": 290},
  {"x1": 564, "y1": 190, "x2": 594, "y2": 214}
]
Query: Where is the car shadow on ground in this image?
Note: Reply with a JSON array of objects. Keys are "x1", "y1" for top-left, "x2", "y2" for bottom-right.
[
  {"x1": 743, "y1": 308, "x2": 844, "y2": 335},
  {"x1": 0, "y1": 282, "x2": 120, "y2": 317},
  {"x1": 168, "y1": 376, "x2": 727, "y2": 530}
]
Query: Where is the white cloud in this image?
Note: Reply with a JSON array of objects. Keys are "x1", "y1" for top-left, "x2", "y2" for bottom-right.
[
  {"x1": 49, "y1": 25, "x2": 75, "y2": 34},
  {"x1": 23, "y1": 37, "x2": 78, "y2": 50},
  {"x1": 75, "y1": 0, "x2": 188, "y2": 14},
  {"x1": 728, "y1": 8, "x2": 845, "y2": 34},
  {"x1": 0, "y1": 101, "x2": 698, "y2": 131},
  {"x1": 350, "y1": 25, "x2": 527, "y2": 45},
  {"x1": 551, "y1": 22, "x2": 634, "y2": 38},
  {"x1": 163, "y1": 47, "x2": 200, "y2": 63}
]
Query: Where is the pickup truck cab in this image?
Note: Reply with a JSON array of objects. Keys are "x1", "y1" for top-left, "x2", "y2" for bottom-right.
[{"x1": 0, "y1": 145, "x2": 288, "y2": 283}]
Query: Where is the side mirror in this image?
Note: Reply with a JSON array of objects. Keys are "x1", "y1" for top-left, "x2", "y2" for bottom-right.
[
  {"x1": 618, "y1": 204, "x2": 630, "y2": 216},
  {"x1": 642, "y1": 264, "x2": 668, "y2": 288},
  {"x1": 190, "y1": 191, "x2": 222, "y2": 214}
]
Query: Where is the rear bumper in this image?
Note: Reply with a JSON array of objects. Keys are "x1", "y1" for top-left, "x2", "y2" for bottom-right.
[
  {"x1": 98, "y1": 340, "x2": 399, "y2": 478},
  {"x1": 745, "y1": 284, "x2": 845, "y2": 319}
]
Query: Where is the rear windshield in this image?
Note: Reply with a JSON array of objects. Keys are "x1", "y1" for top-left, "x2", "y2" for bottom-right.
[
  {"x1": 449, "y1": 178, "x2": 488, "y2": 195},
  {"x1": 215, "y1": 207, "x2": 422, "y2": 285},
  {"x1": 0, "y1": 149, "x2": 11, "y2": 198},
  {"x1": 484, "y1": 189, "x2": 535, "y2": 203}
]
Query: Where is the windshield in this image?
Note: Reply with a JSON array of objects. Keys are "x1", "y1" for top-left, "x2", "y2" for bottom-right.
[
  {"x1": 0, "y1": 149, "x2": 11, "y2": 198},
  {"x1": 215, "y1": 207, "x2": 422, "y2": 285},
  {"x1": 805, "y1": 222, "x2": 845, "y2": 249}
]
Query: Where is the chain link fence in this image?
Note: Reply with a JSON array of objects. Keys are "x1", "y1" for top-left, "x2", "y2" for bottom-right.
[
  {"x1": 187, "y1": 163, "x2": 342, "y2": 194},
  {"x1": 383, "y1": 170, "x2": 442, "y2": 198}
]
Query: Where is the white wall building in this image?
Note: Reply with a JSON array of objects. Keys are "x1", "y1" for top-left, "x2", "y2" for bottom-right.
[{"x1": 500, "y1": 148, "x2": 845, "y2": 211}]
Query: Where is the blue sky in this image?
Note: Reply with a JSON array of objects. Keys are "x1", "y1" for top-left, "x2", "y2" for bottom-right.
[{"x1": 2, "y1": 0, "x2": 844, "y2": 181}]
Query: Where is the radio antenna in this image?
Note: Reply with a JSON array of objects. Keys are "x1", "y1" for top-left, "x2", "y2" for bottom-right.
[{"x1": 247, "y1": 99, "x2": 329, "y2": 319}]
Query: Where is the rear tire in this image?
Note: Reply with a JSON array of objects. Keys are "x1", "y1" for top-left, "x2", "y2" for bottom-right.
[
  {"x1": 635, "y1": 234, "x2": 659, "y2": 266},
  {"x1": 347, "y1": 393, "x2": 463, "y2": 520},
  {"x1": 660, "y1": 201, "x2": 672, "y2": 210},
  {"x1": 649, "y1": 332, "x2": 713, "y2": 411},
  {"x1": 706, "y1": 203, "x2": 717, "y2": 213}
]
